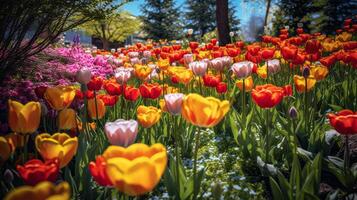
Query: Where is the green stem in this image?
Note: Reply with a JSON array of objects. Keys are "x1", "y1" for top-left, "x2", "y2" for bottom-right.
[
  {"x1": 344, "y1": 135, "x2": 350, "y2": 173},
  {"x1": 94, "y1": 90, "x2": 99, "y2": 121},
  {"x1": 173, "y1": 116, "x2": 180, "y2": 197},
  {"x1": 242, "y1": 78, "x2": 246, "y2": 129},
  {"x1": 304, "y1": 78, "x2": 308, "y2": 135},
  {"x1": 193, "y1": 128, "x2": 201, "y2": 200},
  {"x1": 265, "y1": 109, "x2": 270, "y2": 163}
]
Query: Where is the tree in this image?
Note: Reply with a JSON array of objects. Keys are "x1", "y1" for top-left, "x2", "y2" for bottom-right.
[
  {"x1": 0, "y1": 0, "x2": 128, "y2": 83},
  {"x1": 185, "y1": 0, "x2": 239, "y2": 37},
  {"x1": 216, "y1": 0, "x2": 230, "y2": 46},
  {"x1": 79, "y1": 11, "x2": 141, "y2": 50},
  {"x1": 141, "y1": 0, "x2": 182, "y2": 40}
]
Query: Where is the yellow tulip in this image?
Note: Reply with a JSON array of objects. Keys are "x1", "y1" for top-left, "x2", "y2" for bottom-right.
[
  {"x1": 336, "y1": 32, "x2": 352, "y2": 42},
  {"x1": 310, "y1": 65, "x2": 328, "y2": 81},
  {"x1": 0, "y1": 136, "x2": 12, "y2": 163},
  {"x1": 44, "y1": 86, "x2": 76, "y2": 110},
  {"x1": 167, "y1": 67, "x2": 193, "y2": 84},
  {"x1": 256, "y1": 66, "x2": 267, "y2": 79},
  {"x1": 35, "y1": 133, "x2": 78, "y2": 168},
  {"x1": 134, "y1": 64, "x2": 152, "y2": 80},
  {"x1": 103, "y1": 143, "x2": 167, "y2": 196},
  {"x1": 137, "y1": 106, "x2": 162, "y2": 128},
  {"x1": 159, "y1": 99, "x2": 168, "y2": 113},
  {"x1": 88, "y1": 98, "x2": 106, "y2": 120},
  {"x1": 181, "y1": 93, "x2": 230, "y2": 127},
  {"x1": 274, "y1": 50, "x2": 282, "y2": 59},
  {"x1": 157, "y1": 59, "x2": 170, "y2": 70},
  {"x1": 235, "y1": 76, "x2": 254, "y2": 92},
  {"x1": 58, "y1": 108, "x2": 77, "y2": 130},
  {"x1": 4, "y1": 181, "x2": 70, "y2": 200},
  {"x1": 293, "y1": 75, "x2": 317, "y2": 93},
  {"x1": 8, "y1": 100, "x2": 41, "y2": 134}
]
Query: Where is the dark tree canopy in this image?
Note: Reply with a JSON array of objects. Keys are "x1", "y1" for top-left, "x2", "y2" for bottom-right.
[{"x1": 141, "y1": 0, "x2": 183, "y2": 40}]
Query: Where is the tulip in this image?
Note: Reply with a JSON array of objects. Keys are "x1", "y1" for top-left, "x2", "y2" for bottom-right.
[
  {"x1": 87, "y1": 76, "x2": 103, "y2": 91},
  {"x1": 104, "y1": 82, "x2": 122, "y2": 96},
  {"x1": 4, "y1": 181, "x2": 70, "y2": 200},
  {"x1": 281, "y1": 45, "x2": 298, "y2": 61},
  {"x1": 266, "y1": 59, "x2": 281, "y2": 74},
  {"x1": 168, "y1": 67, "x2": 193, "y2": 84},
  {"x1": 216, "y1": 82, "x2": 227, "y2": 94},
  {"x1": 5, "y1": 133, "x2": 25, "y2": 151},
  {"x1": 98, "y1": 94, "x2": 118, "y2": 106},
  {"x1": 259, "y1": 48, "x2": 275, "y2": 60},
  {"x1": 189, "y1": 61, "x2": 207, "y2": 76},
  {"x1": 0, "y1": 136, "x2": 12, "y2": 162},
  {"x1": 102, "y1": 143, "x2": 167, "y2": 196},
  {"x1": 8, "y1": 100, "x2": 41, "y2": 134},
  {"x1": 34, "y1": 86, "x2": 47, "y2": 99},
  {"x1": 236, "y1": 76, "x2": 254, "y2": 92},
  {"x1": 183, "y1": 54, "x2": 194, "y2": 66},
  {"x1": 87, "y1": 98, "x2": 106, "y2": 120},
  {"x1": 16, "y1": 158, "x2": 59, "y2": 186},
  {"x1": 211, "y1": 58, "x2": 225, "y2": 71},
  {"x1": 293, "y1": 75, "x2": 316, "y2": 93},
  {"x1": 251, "y1": 84, "x2": 285, "y2": 108},
  {"x1": 181, "y1": 93, "x2": 230, "y2": 127},
  {"x1": 289, "y1": 107, "x2": 298, "y2": 119},
  {"x1": 115, "y1": 68, "x2": 132, "y2": 84},
  {"x1": 76, "y1": 68, "x2": 92, "y2": 84},
  {"x1": 104, "y1": 119, "x2": 138, "y2": 146},
  {"x1": 164, "y1": 93, "x2": 184, "y2": 115},
  {"x1": 58, "y1": 108, "x2": 77, "y2": 130},
  {"x1": 135, "y1": 64, "x2": 153, "y2": 80},
  {"x1": 189, "y1": 42, "x2": 199, "y2": 50},
  {"x1": 310, "y1": 64, "x2": 328, "y2": 81},
  {"x1": 44, "y1": 86, "x2": 76, "y2": 110},
  {"x1": 137, "y1": 106, "x2": 162, "y2": 128},
  {"x1": 231, "y1": 61, "x2": 253, "y2": 79},
  {"x1": 139, "y1": 83, "x2": 162, "y2": 99},
  {"x1": 124, "y1": 86, "x2": 140, "y2": 101},
  {"x1": 35, "y1": 133, "x2": 78, "y2": 168},
  {"x1": 203, "y1": 74, "x2": 221, "y2": 87},
  {"x1": 327, "y1": 109, "x2": 357, "y2": 171},
  {"x1": 75, "y1": 89, "x2": 94, "y2": 100},
  {"x1": 305, "y1": 40, "x2": 321, "y2": 54},
  {"x1": 89, "y1": 156, "x2": 112, "y2": 186}
]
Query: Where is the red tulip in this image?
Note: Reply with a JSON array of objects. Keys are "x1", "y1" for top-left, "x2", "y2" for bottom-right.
[
  {"x1": 87, "y1": 76, "x2": 103, "y2": 91},
  {"x1": 124, "y1": 85, "x2": 140, "y2": 101},
  {"x1": 245, "y1": 52, "x2": 262, "y2": 64},
  {"x1": 189, "y1": 42, "x2": 199, "y2": 50},
  {"x1": 172, "y1": 45, "x2": 181, "y2": 50},
  {"x1": 89, "y1": 156, "x2": 112, "y2": 186},
  {"x1": 161, "y1": 46, "x2": 171, "y2": 53},
  {"x1": 76, "y1": 90, "x2": 95, "y2": 100},
  {"x1": 327, "y1": 110, "x2": 357, "y2": 135},
  {"x1": 235, "y1": 41, "x2": 245, "y2": 48},
  {"x1": 343, "y1": 41, "x2": 357, "y2": 51},
  {"x1": 203, "y1": 74, "x2": 221, "y2": 88},
  {"x1": 211, "y1": 38, "x2": 218, "y2": 45},
  {"x1": 139, "y1": 83, "x2": 162, "y2": 99},
  {"x1": 98, "y1": 94, "x2": 118, "y2": 106},
  {"x1": 247, "y1": 45, "x2": 261, "y2": 55},
  {"x1": 281, "y1": 45, "x2": 298, "y2": 61},
  {"x1": 212, "y1": 51, "x2": 223, "y2": 58},
  {"x1": 305, "y1": 40, "x2": 321, "y2": 54},
  {"x1": 297, "y1": 27, "x2": 304, "y2": 34},
  {"x1": 104, "y1": 82, "x2": 122, "y2": 96},
  {"x1": 216, "y1": 82, "x2": 227, "y2": 94},
  {"x1": 283, "y1": 85, "x2": 293, "y2": 96},
  {"x1": 259, "y1": 48, "x2": 275, "y2": 60},
  {"x1": 251, "y1": 84, "x2": 286, "y2": 109},
  {"x1": 227, "y1": 48, "x2": 240, "y2": 57},
  {"x1": 320, "y1": 55, "x2": 336, "y2": 67},
  {"x1": 17, "y1": 158, "x2": 59, "y2": 186},
  {"x1": 291, "y1": 52, "x2": 306, "y2": 65}
]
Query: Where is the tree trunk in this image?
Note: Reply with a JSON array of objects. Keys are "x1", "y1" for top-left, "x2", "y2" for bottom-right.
[
  {"x1": 101, "y1": 38, "x2": 109, "y2": 50},
  {"x1": 216, "y1": 0, "x2": 230, "y2": 46},
  {"x1": 264, "y1": 0, "x2": 272, "y2": 27}
]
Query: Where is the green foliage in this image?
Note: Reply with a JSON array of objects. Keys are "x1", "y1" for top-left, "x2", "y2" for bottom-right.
[{"x1": 141, "y1": 0, "x2": 183, "y2": 40}]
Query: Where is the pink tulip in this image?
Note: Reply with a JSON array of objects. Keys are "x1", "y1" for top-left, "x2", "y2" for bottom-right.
[
  {"x1": 143, "y1": 50, "x2": 152, "y2": 58},
  {"x1": 76, "y1": 68, "x2": 92, "y2": 84},
  {"x1": 231, "y1": 61, "x2": 253, "y2": 79},
  {"x1": 115, "y1": 68, "x2": 132, "y2": 84},
  {"x1": 189, "y1": 61, "x2": 207, "y2": 76},
  {"x1": 183, "y1": 54, "x2": 194, "y2": 66},
  {"x1": 104, "y1": 119, "x2": 138, "y2": 147},
  {"x1": 164, "y1": 93, "x2": 184, "y2": 115},
  {"x1": 221, "y1": 56, "x2": 233, "y2": 67},
  {"x1": 211, "y1": 58, "x2": 225, "y2": 71},
  {"x1": 267, "y1": 59, "x2": 281, "y2": 74},
  {"x1": 128, "y1": 51, "x2": 139, "y2": 58}
]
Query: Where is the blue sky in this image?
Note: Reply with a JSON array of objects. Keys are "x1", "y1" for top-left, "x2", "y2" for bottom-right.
[{"x1": 122, "y1": 0, "x2": 268, "y2": 26}]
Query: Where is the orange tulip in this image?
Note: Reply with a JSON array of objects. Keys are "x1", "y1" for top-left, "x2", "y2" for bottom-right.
[
  {"x1": 310, "y1": 65, "x2": 328, "y2": 81},
  {"x1": 168, "y1": 67, "x2": 193, "y2": 84},
  {"x1": 58, "y1": 108, "x2": 77, "y2": 130},
  {"x1": 103, "y1": 143, "x2": 167, "y2": 196},
  {"x1": 88, "y1": 98, "x2": 106, "y2": 120},
  {"x1": 44, "y1": 86, "x2": 76, "y2": 110},
  {"x1": 4, "y1": 181, "x2": 70, "y2": 200},
  {"x1": 181, "y1": 93, "x2": 229, "y2": 127},
  {"x1": 134, "y1": 64, "x2": 152, "y2": 80},
  {"x1": 0, "y1": 136, "x2": 12, "y2": 163},
  {"x1": 35, "y1": 133, "x2": 78, "y2": 168},
  {"x1": 293, "y1": 75, "x2": 316, "y2": 93},
  {"x1": 236, "y1": 76, "x2": 254, "y2": 92},
  {"x1": 8, "y1": 100, "x2": 41, "y2": 134},
  {"x1": 251, "y1": 84, "x2": 285, "y2": 108},
  {"x1": 137, "y1": 106, "x2": 162, "y2": 128}
]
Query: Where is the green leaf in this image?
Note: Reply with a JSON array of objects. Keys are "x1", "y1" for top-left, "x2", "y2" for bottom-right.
[
  {"x1": 229, "y1": 113, "x2": 239, "y2": 143},
  {"x1": 269, "y1": 177, "x2": 284, "y2": 200}
]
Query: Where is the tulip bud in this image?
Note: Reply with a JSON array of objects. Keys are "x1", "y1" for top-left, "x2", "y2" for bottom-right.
[
  {"x1": 4, "y1": 169, "x2": 14, "y2": 183},
  {"x1": 289, "y1": 106, "x2": 298, "y2": 119},
  {"x1": 302, "y1": 67, "x2": 310, "y2": 78},
  {"x1": 164, "y1": 93, "x2": 184, "y2": 115},
  {"x1": 189, "y1": 61, "x2": 207, "y2": 76},
  {"x1": 105, "y1": 119, "x2": 138, "y2": 147},
  {"x1": 76, "y1": 68, "x2": 92, "y2": 85}
]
